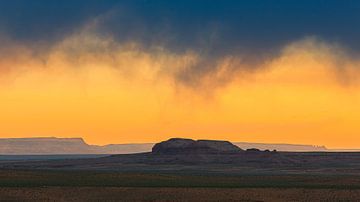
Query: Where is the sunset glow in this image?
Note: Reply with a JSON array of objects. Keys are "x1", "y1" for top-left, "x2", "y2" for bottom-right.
[
  {"x1": 1, "y1": 34, "x2": 359, "y2": 148},
  {"x1": 1, "y1": 1, "x2": 360, "y2": 149}
]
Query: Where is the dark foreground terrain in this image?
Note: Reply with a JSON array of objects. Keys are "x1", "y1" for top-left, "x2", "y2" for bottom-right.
[
  {"x1": 1, "y1": 159, "x2": 360, "y2": 202},
  {"x1": 2, "y1": 151, "x2": 360, "y2": 176},
  {"x1": 1, "y1": 139, "x2": 360, "y2": 201},
  {"x1": 0, "y1": 170, "x2": 360, "y2": 201},
  {"x1": 1, "y1": 187, "x2": 360, "y2": 202},
  {"x1": 2, "y1": 170, "x2": 360, "y2": 188}
]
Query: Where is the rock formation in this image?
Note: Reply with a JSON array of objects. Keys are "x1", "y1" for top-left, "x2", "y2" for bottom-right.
[
  {"x1": 152, "y1": 138, "x2": 242, "y2": 154},
  {"x1": 0, "y1": 137, "x2": 329, "y2": 155},
  {"x1": 0, "y1": 137, "x2": 153, "y2": 154}
]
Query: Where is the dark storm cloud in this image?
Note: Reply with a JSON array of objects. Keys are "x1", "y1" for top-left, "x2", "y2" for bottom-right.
[
  {"x1": 1, "y1": 0, "x2": 360, "y2": 85},
  {"x1": 1, "y1": 0, "x2": 359, "y2": 51},
  {"x1": 0, "y1": 0, "x2": 118, "y2": 43}
]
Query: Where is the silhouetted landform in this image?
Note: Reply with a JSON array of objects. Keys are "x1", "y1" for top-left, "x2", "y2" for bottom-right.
[
  {"x1": 1, "y1": 138, "x2": 360, "y2": 176},
  {"x1": 0, "y1": 137, "x2": 331, "y2": 154},
  {"x1": 2, "y1": 137, "x2": 279, "y2": 168},
  {"x1": 152, "y1": 138, "x2": 242, "y2": 154},
  {"x1": 0, "y1": 137, "x2": 153, "y2": 155},
  {"x1": 235, "y1": 142, "x2": 327, "y2": 152}
]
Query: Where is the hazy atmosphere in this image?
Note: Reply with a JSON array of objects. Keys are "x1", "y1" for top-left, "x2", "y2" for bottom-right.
[
  {"x1": 1, "y1": 0, "x2": 360, "y2": 148},
  {"x1": 2, "y1": 2, "x2": 360, "y2": 201}
]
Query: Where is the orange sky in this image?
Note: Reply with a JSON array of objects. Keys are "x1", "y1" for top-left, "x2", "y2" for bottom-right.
[{"x1": 1, "y1": 34, "x2": 360, "y2": 149}]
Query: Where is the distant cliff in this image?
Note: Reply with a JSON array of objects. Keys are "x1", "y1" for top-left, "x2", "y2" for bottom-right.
[
  {"x1": 0, "y1": 137, "x2": 153, "y2": 154},
  {"x1": 0, "y1": 137, "x2": 328, "y2": 154},
  {"x1": 234, "y1": 142, "x2": 327, "y2": 152}
]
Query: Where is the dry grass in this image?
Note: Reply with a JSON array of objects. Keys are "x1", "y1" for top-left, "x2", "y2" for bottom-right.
[
  {"x1": 1, "y1": 170, "x2": 360, "y2": 201},
  {"x1": 0, "y1": 187, "x2": 360, "y2": 202}
]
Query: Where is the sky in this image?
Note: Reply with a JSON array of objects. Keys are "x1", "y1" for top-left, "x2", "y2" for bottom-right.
[{"x1": 0, "y1": 0, "x2": 360, "y2": 148}]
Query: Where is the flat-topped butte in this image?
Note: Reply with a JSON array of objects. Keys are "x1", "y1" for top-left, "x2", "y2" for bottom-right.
[{"x1": 152, "y1": 138, "x2": 243, "y2": 154}]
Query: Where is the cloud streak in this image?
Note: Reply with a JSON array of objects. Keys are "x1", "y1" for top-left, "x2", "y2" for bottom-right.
[
  {"x1": 1, "y1": 0, "x2": 360, "y2": 90},
  {"x1": 1, "y1": 24, "x2": 360, "y2": 91}
]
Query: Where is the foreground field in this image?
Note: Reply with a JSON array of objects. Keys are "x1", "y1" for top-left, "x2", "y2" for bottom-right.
[
  {"x1": 1, "y1": 187, "x2": 360, "y2": 202},
  {"x1": 1, "y1": 170, "x2": 360, "y2": 189},
  {"x1": 3, "y1": 152, "x2": 360, "y2": 176},
  {"x1": 0, "y1": 170, "x2": 360, "y2": 201}
]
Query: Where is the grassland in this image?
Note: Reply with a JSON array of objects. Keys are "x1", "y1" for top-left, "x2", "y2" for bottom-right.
[
  {"x1": 0, "y1": 169, "x2": 360, "y2": 189},
  {"x1": 1, "y1": 187, "x2": 360, "y2": 202},
  {"x1": 2, "y1": 152, "x2": 360, "y2": 201},
  {"x1": 0, "y1": 170, "x2": 360, "y2": 201}
]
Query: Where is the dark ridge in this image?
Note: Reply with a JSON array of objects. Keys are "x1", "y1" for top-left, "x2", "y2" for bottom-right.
[{"x1": 152, "y1": 138, "x2": 243, "y2": 154}]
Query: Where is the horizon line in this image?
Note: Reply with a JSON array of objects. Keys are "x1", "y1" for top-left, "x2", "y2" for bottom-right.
[{"x1": 1, "y1": 136, "x2": 358, "y2": 150}]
